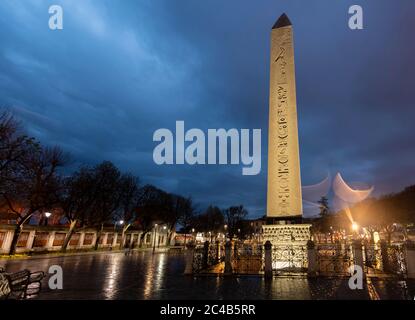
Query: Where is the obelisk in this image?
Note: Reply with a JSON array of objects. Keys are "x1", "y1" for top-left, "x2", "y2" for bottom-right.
[
  {"x1": 263, "y1": 14, "x2": 310, "y2": 270},
  {"x1": 266, "y1": 13, "x2": 303, "y2": 220}
]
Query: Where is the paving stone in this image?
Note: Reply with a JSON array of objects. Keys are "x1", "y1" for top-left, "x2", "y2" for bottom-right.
[{"x1": 1, "y1": 252, "x2": 413, "y2": 300}]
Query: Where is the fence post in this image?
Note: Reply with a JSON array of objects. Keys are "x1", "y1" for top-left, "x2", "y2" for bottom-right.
[
  {"x1": 46, "y1": 231, "x2": 56, "y2": 250},
  {"x1": 233, "y1": 241, "x2": 238, "y2": 258},
  {"x1": 184, "y1": 243, "x2": 195, "y2": 275},
  {"x1": 380, "y1": 240, "x2": 390, "y2": 273},
  {"x1": 2, "y1": 230, "x2": 14, "y2": 255},
  {"x1": 264, "y1": 240, "x2": 272, "y2": 280},
  {"x1": 404, "y1": 240, "x2": 415, "y2": 279},
  {"x1": 26, "y1": 230, "x2": 36, "y2": 251},
  {"x1": 341, "y1": 240, "x2": 346, "y2": 254},
  {"x1": 363, "y1": 239, "x2": 369, "y2": 268},
  {"x1": 335, "y1": 240, "x2": 341, "y2": 256},
  {"x1": 352, "y1": 240, "x2": 364, "y2": 276},
  {"x1": 202, "y1": 241, "x2": 209, "y2": 269},
  {"x1": 224, "y1": 241, "x2": 233, "y2": 275},
  {"x1": 215, "y1": 240, "x2": 220, "y2": 263},
  {"x1": 307, "y1": 240, "x2": 317, "y2": 277},
  {"x1": 79, "y1": 232, "x2": 85, "y2": 248},
  {"x1": 101, "y1": 233, "x2": 108, "y2": 249}
]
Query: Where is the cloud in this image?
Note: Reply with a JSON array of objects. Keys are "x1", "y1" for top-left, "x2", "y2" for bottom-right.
[{"x1": 0, "y1": 0, "x2": 414, "y2": 217}]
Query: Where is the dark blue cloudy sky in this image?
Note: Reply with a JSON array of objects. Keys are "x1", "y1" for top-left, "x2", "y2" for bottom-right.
[{"x1": 0, "y1": 0, "x2": 414, "y2": 218}]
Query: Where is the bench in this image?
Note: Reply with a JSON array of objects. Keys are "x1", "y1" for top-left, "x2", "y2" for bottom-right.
[{"x1": 1, "y1": 269, "x2": 45, "y2": 300}]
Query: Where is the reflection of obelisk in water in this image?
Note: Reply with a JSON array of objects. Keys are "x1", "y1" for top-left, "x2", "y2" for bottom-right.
[
  {"x1": 263, "y1": 13, "x2": 311, "y2": 271},
  {"x1": 267, "y1": 13, "x2": 302, "y2": 220}
]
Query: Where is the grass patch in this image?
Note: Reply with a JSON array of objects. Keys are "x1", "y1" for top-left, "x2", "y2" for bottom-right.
[{"x1": 0, "y1": 254, "x2": 29, "y2": 259}]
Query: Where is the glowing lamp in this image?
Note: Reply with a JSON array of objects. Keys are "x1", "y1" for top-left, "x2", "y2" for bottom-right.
[{"x1": 352, "y1": 222, "x2": 359, "y2": 231}]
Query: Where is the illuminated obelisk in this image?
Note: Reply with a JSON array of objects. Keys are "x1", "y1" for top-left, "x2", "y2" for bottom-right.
[
  {"x1": 263, "y1": 13, "x2": 311, "y2": 270},
  {"x1": 267, "y1": 13, "x2": 302, "y2": 220}
]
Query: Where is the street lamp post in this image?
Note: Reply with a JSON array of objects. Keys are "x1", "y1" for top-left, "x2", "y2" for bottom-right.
[
  {"x1": 44, "y1": 212, "x2": 52, "y2": 226},
  {"x1": 191, "y1": 228, "x2": 195, "y2": 245},
  {"x1": 160, "y1": 225, "x2": 167, "y2": 248},
  {"x1": 119, "y1": 220, "x2": 125, "y2": 247},
  {"x1": 152, "y1": 224, "x2": 158, "y2": 253},
  {"x1": 114, "y1": 219, "x2": 124, "y2": 231}
]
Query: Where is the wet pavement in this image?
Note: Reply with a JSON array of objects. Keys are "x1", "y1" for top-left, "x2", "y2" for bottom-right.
[{"x1": 1, "y1": 252, "x2": 414, "y2": 300}]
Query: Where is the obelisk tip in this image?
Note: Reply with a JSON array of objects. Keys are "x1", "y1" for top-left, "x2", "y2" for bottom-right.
[{"x1": 272, "y1": 13, "x2": 292, "y2": 29}]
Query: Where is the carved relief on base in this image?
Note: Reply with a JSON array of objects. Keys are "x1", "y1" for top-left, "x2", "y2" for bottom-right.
[
  {"x1": 262, "y1": 224, "x2": 312, "y2": 270},
  {"x1": 263, "y1": 224, "x2": 311, "y2": 245}
]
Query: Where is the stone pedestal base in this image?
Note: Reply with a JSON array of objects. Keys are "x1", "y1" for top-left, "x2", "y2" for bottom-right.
[{"x1": 262, "y1": 224, "x2": 311, "y2": 270}]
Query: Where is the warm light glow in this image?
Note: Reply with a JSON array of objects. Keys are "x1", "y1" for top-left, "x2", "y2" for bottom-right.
[
  {"x1": 44, "y1": 212, "x2": 52, "y2": 218},
  {"x1": 163, "y1": 225, "x2": 167, "y2": 230},
  {"x1": 352, "y1": 222, "x2": 359, "y2": 231},
  {"x1": 373, "y1": 232, "x2": 380, "y2": 243}
]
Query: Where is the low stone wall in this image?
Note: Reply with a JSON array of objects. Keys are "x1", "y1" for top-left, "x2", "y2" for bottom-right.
[{"x1": 0, "y1": 224, "x2": 168, "y2": 254}]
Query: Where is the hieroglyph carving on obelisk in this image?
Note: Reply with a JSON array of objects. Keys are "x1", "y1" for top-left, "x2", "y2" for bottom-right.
[{"x1": 266, "y1": 13, "x2": 303, "y2": 218}]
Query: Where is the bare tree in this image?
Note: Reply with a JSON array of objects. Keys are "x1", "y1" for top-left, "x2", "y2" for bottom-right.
[
  {"x1": 193, "y1": 205, "x2": 224, "y2": 239},
  {"x1": 135, "y1": 185, "x2": 166, "y2": 247},
  {"x1": 59, "y1": 166, "x2": 96, "y2": 252},
  {"x1": 2, "y1": 146, "x2": 66, "y2": 255},
  {"x1": 177, "y1": 197, "x2": 196, "y2": 246},
  {"x1": 0, "y1": 110, "x2": 39, "y2": 195},
  {"x1": 164, "y1": 194, "x2": 191, "y2": 246},
  {"x1": 116, "y1": 173, "x2": 140, "y2": 249},
  {"x1": 224, "y1": 205, "x2": 248, "y2": 240},
  {"x1": 88, "y1": 161, "x2": 122, "y2": 250}
]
